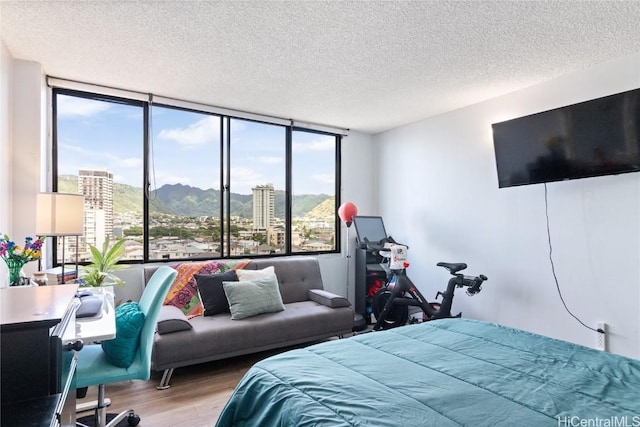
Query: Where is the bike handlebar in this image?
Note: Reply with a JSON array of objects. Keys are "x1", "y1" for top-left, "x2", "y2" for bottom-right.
[
  {"x1": 363, "y1": 236, "x2": 406, "y2": 253},
  {"x1": 465, "y1": 274, "x2": 487, "y2": 296}
]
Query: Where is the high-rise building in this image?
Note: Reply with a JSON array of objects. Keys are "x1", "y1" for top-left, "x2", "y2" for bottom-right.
[
  {"x1": 83, "y1": 209, "x2": 107, "y2": 250},
  {"x1": 78, "y1": 169, "x2": 114, "y2": 248},
  {"x1": 252, "y1": 183, "x2": 274, "y2": 231}
]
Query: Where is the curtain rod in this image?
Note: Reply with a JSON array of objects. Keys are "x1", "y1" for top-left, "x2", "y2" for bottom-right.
[{"x1": 46, "y1": 75, "x2": 349, "y2": 136}]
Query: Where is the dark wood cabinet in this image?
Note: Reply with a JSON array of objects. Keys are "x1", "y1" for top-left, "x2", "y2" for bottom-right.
[{"x1": 1, "y1": 284, "x2": 80, "y2": 427}]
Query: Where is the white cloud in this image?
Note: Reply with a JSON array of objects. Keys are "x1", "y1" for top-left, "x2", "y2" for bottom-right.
[
  {"x1": 157, "y1": 116, "x2": 220, "y2": 146},
  {"x1": 59, "y1": 143, "x2": 91, "y2": 154},
  {"x1": 311, "y1": 173, "x2": 335, "y2": 184},
  {"x1": 229, "y1": 167, "x2": 264, "y2": 193},
  {"x1": 253, "y1": 156, "x2": 284, "y2": 165},
  {"x1": 61, "y1": 143, "x2": 117, "y2": 162},
  {"x1": 120, "y1": 157, "x2": 143, "y2": 168},
  {"x1": 60, "y1": 143, "x2": 143, "y2": 176},
  {"x1": 293, "y1": 137, "x2": 334, "y2": 152},
  {"x1": 230, "y1": 119, "x2": 247, "y2": 133},
  {"x1": 151, "y1": 171, "x2": 192, "y2": 188},
  {"x1": 57, "y1": 96, "x2": 111, "y2": 117}
]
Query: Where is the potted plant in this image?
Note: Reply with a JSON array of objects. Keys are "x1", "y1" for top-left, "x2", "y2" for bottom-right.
[{"x1": 81, "y1": 236, "x2": 126, "y2": 287}]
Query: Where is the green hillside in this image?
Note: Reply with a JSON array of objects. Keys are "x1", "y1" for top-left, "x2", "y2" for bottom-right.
[
  {"x1": 58, "y1": 175, "x2": 333, "y2": 219},
  {"x1": 58, "y1": 175, "x2": 143, "y2": 214}
]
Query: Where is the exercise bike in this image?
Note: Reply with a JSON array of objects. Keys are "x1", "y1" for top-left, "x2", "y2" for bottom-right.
[{"x1": 367, "y1": 238, "x2": 487, "y2": 330}]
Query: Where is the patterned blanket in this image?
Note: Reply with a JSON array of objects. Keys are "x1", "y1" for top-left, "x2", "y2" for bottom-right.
[{"x1": 163, "y1": 259, "x2": 250, "y2": 318}]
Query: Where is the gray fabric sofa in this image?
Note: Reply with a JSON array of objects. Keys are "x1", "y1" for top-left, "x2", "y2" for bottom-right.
[{"x1": 143, "y1": 256, "x2": 354, "y2": 389}]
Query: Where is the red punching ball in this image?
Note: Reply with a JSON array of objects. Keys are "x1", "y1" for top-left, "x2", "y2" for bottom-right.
[{"x1": 338, "y1": 202, "x2": 358, "y2": 227}]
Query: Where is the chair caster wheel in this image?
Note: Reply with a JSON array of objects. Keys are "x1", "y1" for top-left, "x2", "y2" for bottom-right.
[{"x1": 127, "y1": 413, "x2": 140, "y2": 426}]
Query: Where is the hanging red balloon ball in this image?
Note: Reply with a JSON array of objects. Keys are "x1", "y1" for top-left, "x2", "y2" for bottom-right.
[{"x1": 338, "y1": 202, "x2": 358, "y2": 227}]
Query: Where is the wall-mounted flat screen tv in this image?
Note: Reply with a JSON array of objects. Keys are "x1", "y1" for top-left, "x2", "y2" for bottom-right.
[{"x1": 492, "y1": 88, "x2": 640, "y2": 188}]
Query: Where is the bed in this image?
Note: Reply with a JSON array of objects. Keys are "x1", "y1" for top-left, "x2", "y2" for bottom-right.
[{"x1": 215, "y1": 318, "x2": 640, "y2": 426}]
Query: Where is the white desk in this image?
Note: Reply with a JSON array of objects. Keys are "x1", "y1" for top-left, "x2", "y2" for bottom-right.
[
  {"x1": 73, "y1": 286, "x2": 116, "y2": 414},
  {"x1": 74, "y1": 286, "x2": 116, "y2": 343}
]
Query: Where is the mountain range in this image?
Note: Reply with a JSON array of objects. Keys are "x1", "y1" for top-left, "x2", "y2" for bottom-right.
[{"x1": 58, "y1": 175, "x2": 333, "y2": 219}]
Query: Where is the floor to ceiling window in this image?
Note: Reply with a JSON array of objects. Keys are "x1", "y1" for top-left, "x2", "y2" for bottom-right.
[
  {"x1": 229, "y1": 119, "x2": 286, "y2": 256},
  {"x1": 53, "y1": 88, "x2": 341, "y2": 263},
  {"x1": 55, "y1": 90, "x2": 145, "y2": 263},
  {"x1": 148, "y1": 106, "x2": 222, "y2": 260},
  {"x1": 291, "y1": 129, "x2": 338, "y2": 253}
]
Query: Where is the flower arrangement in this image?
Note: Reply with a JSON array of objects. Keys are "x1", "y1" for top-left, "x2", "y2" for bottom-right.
[{"x1": 0, "y1": 234, "x2": 45, "y2": 286}]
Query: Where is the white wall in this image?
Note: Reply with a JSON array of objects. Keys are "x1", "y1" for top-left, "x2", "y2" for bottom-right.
[
  {"x1": 0, "y1": 41, "x2": 12, "y2": 286},
  {"x1": 1, "y1": 50, "x2": 47, "y2": 287},
  {"x1": 375, "y1": 52, "x2": 640, "y2": 358},
  {"x1": 332, "y1": 131, "x2": 377, "y2": 303},
  {"x1": 12, "y1": 60, "x2": 46, "y2": 272}
]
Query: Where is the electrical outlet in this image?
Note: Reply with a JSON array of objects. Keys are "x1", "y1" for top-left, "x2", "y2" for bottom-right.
[{"x1": 596, "y1": 322, "x2": 607, "y2": 351}]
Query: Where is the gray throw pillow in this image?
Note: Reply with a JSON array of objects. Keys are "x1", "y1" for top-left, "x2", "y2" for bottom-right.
[
  {"x1": 156, "y1": 305, "x2": 193, "y2": 335},
  {"x1": 223, "y1": 276, "x2": 285, "y2": 320}
]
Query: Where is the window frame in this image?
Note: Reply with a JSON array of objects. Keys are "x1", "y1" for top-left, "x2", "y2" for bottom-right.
[{"x1": 51, "y1": 88, "x2": 342, "y2": 264}]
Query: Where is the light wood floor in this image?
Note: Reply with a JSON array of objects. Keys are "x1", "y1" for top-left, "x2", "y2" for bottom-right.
[{"x1": 76, "y1": 349, "x2": 281, "y2": 427}]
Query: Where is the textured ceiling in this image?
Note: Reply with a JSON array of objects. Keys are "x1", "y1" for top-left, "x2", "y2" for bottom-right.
[{"x1": 1, "y1": 1, "x2": 639, "y2": 134}]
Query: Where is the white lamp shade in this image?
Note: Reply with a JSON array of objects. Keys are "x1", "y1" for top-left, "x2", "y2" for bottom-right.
[{"x1": 36, "y1": 193, "x2": 85, "y2": 236}]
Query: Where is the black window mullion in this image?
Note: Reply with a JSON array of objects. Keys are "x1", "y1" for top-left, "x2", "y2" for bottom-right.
[
  {"x1": 224, "y1": 116, "x2": 231, "y2": 258},
  {"x1": 51, "y1": 90, "x2": 60, "y2": 267},
  {"x1": 335, "y1": 135, "x2": 342, "y2": 252},
  {"x1": 143, "y1": 102, "x2": 150, "y2": 262},
  {"x1": 285, "y1": 126, "x2": 293, "y2": 254}
]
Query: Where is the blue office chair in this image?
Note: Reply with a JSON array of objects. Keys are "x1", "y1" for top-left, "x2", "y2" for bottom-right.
[{"x1": 75, "y1": 266, "x2": 177, "y2": 427}]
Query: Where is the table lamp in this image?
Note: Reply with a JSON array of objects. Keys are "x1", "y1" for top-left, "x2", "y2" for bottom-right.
[{"x1": 36, "y1": 193, "x2": 85, "y2": 284}]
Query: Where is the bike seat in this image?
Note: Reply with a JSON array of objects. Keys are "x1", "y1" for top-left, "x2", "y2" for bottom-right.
[{"x1": 436, "y1": 262, "x2": 467, "y2": 274}]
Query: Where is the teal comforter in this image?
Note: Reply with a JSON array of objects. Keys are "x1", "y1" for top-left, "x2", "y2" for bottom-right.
[{"x1": 216, "y1": 319, "x2": 640, "y2": 426}]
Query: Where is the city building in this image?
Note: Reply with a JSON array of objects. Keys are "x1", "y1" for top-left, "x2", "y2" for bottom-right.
[
  {"x1": 252, "y1": 183, "x2": 274, "y2": 231},
  {"x1": 267, "y1": 225, "x2": 285, "y2": 248},
  {"x1": 78, "y1": 169, "x2": 114, "y2": 249}
]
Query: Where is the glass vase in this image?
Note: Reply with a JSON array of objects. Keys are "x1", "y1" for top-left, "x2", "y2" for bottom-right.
[{"x1": 5, "y1": 259, "x2": 27, "y2": 286}]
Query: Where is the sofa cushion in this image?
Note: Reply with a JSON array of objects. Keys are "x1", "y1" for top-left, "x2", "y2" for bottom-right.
[
  {"x1": 152, "y1": 301, "x2": 355, "y2": 371},
  {"x1": 223, "y1": 276, "x2": 285, "y2": 320},
  {"x1": 156, "y1": 305, "x2": 192, "y2": 335},
  {"x1": 101, "y1": 302, "x2": 145, "y2": 368},
  {"x1": 195, "y1": 270, "x2": 238, "y2": 316}
]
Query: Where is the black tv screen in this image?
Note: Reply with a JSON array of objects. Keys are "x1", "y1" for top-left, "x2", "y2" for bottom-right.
[{"x1": 492, "y1": 88, "x2": 640, "y2": 188}]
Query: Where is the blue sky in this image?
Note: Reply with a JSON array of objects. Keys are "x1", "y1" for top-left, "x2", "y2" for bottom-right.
[{"x1": 56, "y1": 95, "x2": 336, "y2": 195}]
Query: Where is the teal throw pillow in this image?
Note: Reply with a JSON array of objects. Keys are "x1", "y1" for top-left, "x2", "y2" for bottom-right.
[
  {"x1": 101, "y1": 301, "x2": 145, "y2": 368},
  {"x1": 223, "y1": 276, "x2": 285, "y2": 320}
]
